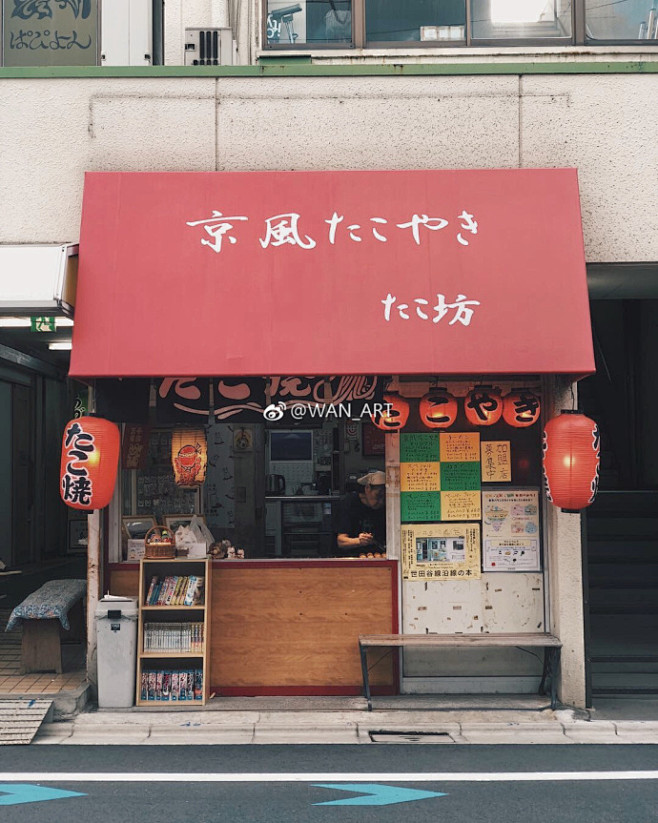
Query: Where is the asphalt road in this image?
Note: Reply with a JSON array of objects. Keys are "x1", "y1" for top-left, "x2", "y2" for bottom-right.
[{"x1": 1, "y1": 745, "x2": 657, "y2": 823}]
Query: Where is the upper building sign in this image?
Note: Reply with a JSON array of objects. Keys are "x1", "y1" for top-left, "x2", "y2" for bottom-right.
[{"x1": 3, "y1": 0, "x2": 98, "y2": 67}]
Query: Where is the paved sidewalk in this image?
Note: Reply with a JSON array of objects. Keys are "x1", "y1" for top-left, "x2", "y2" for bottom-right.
[{"x1": 32, "y1": 695, "x2": 658, "y2": 745}]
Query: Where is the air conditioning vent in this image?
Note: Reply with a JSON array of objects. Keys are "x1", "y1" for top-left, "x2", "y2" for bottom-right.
[{"x1": 184, "y1": 28, "x2": 234, "y2": 66}]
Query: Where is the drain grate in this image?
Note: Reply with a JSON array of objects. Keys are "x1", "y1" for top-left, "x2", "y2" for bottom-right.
[
  {"x1": 0, "y1": 699, "x2": 53, "y2": 745},
  {"x1": 369, "y1": 730, "x2": 455, "y2": 744}
]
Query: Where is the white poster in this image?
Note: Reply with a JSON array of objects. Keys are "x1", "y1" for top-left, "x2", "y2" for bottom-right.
[
  {"x1": 483, "y1": 537, "x2": 541, "y2": 572},
  {"x1": 482, "y1": 488, "x2": 541, "y2": 572}
]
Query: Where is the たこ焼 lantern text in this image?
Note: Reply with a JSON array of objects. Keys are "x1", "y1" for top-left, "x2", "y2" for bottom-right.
[{"x1": 60, "y1": 416, "x2": 120, "y2": 510}]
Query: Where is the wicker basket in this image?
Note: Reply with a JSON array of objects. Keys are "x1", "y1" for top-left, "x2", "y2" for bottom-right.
[{"x1": 144, "y1": 526, "x2": 176, "y2": 559}]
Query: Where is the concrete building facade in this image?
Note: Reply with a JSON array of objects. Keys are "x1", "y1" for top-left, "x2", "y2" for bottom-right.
[{"x1": 1, "y1": 0, "x2": 657, "y2": 709}]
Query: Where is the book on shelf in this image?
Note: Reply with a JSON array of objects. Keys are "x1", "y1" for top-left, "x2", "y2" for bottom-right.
[
  {"x1": 182, "y1": 576, "x2": 197, "y2": 606},
  {"x1": 145, "y1": 575, "x2": 207, "y2": 607},
  {"x1": 162, "y1": 577, "x2": 173, "y2": 606},
  {"x1": 184, "y1": 576, "x2": 204, "y2": 606},
  {"x1": 138, "y1": 668, "x2": 203, "y2": 701},
  {"x1": 143, "y1": 621, "x2": 204, "y2": 652},
  {"x1": 145, "y1": 576, "x2": 158, "y2": 604},
  {"x1": 175, "y1": 576, "x2": 190, "y2": 605}
]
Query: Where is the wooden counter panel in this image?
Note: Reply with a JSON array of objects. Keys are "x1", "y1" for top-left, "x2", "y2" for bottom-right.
[
  {"x1": 108, "y1": 568, "x2": 139, "y2": 598},
  {"x1": 210, "y1": 564, "x2": 396, "y2": 691}
]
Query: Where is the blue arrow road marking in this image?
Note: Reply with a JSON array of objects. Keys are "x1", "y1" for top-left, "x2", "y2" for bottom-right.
[
  {"x1": 312, "y1": 783, "x2": 447, "y2": 806},
  {"x1": 0, "y1": 784, "x2": 86, "y2": 806}
]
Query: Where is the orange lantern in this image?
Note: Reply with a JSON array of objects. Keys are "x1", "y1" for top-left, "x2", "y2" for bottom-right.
[
  {"x1": 60, "y1": 416, "x2": 120, "y2": 510},
  {"x1": 464, "y1": 387, "x2": 503, "y2": 426},
  {"x1": 543, "y1": 411, "x2": 600, "y2": 512},
  {"x1": 503, "y1": 390, "x2": 541, "y2": 428},
  {"x1": 419, "y1": 389, "x2": 458, "y2": 429},
  {"x1": 371, "y1": 394, "x2": 410, "y2": 431},
  {"x1": 172, "y1": 429, "x2": 207, "y2": 486}
]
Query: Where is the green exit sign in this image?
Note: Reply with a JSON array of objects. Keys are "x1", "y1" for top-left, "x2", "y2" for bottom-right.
[{"x1": 30, "y1": 316, "x2": 55, "y2": 332}]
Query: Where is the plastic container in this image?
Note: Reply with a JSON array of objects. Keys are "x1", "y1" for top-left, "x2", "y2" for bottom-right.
[{"x1": 95, "y1": 596, "x2": 138, "y2": 708}]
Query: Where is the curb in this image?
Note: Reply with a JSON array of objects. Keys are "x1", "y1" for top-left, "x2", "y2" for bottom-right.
[{"x1": 34, "y1": 710, "x2": 658, "y2": 745}]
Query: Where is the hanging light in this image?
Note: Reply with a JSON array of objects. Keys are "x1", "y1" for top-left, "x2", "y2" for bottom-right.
[
  {"x1": 60, "y1": 416, "x2": 120, "y2": 511},
  {"x1": 419, "y1": 388, "x2": 458, "y2": 429},
  {"x1": 371, "y1": 393, "x2": 410, "y2": 431},
  {"x1": 542, "y1": 410, "x2": 600, "y2": 512},
  {"x1": 464, "y1": 386, "x2": 503, "y2": 426},
  {"x1": 171, "y1": 429, "x2": 207, "y2": 486},
  {"x1": 503, "y1": 390, "x2": 541, "y2": 428}
]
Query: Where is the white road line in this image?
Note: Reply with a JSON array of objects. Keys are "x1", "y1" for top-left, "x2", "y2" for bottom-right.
[{"x1": 0, "y1": 772, "x2": 657, "y2": 783}]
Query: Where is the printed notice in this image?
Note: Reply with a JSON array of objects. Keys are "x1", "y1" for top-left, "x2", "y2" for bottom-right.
[
  {"x1": 401, "y1": 522, "x2": 481, "y2": 580},
  {"x1": 482, "y1": 489, "x2": 541, "y2": 570},
  {"x1": 440, "y1": 432, "x2": 480, "y2": 463},
  {"x1": 401, "y1": 462, "x2": 441, "y2": 492},
  {"x1": 481, "y1": 441, "x2": 511, "y2": 483},
  {"x1": 483, "y1": 538, "x2": 541, "y2": 572}
]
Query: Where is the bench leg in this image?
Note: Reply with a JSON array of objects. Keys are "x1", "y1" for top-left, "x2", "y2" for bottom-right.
[
  {"x1": 20, "y1": 619, "x2": 62, "y2": 674},
  {"x1": 539, "y1": 647, "x2": 560, "y2": 710},
  {"x1": 359, "y1": 643, "x2": 373, "y2": 711}
]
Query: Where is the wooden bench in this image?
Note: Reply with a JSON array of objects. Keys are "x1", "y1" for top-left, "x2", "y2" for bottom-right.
[
  {"x1": 358, "y1": 632, "x2": 562, "y2": 711},
  {"x1": 5, "y1": 579, "x2": 87, "y2": 674}
]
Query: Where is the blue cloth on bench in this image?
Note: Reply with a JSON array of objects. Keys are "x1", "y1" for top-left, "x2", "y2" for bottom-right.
[{"x1": 5, "y1": 579, "x2": 87, "y2": 632}]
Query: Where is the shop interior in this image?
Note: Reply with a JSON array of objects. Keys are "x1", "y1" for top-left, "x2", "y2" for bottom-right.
[
  {"x1": 119, "y1": 417, "x2": 385, "y2": 560},
  {"x1": 111, "y1": 377, "x2": 543, "y2": 565}
]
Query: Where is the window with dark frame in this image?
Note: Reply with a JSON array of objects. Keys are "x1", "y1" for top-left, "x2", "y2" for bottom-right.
[{"x1": 263, "y1": 0, "x2": 658, "y2": 48}]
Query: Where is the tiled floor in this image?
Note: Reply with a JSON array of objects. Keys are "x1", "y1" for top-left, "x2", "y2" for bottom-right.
[{"x1": 0, "y1": 609, "x2": 87, "y2": 696}]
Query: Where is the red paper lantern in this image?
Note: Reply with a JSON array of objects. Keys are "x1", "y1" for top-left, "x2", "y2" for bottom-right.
[
  {"x1": 419, "y1": 389, "x2": 458, "y2": 429},
  {"x1": 465, "y1": 387, "x2": 503, "y2": 426},
  {"x1": 60, "y1": 416, "x2": 120, "y2": 511},
  {"x1": 503, "y1": 390, "x2": 541, "y2": 428},
  {"x1": 371, "y1": 394, "x2": 410, "y2": 431},
  {"x1": 543, "y1": 411, "x2": 600, "y2": 512}
]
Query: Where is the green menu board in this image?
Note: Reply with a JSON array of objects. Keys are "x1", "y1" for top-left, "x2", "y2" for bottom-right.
[
  {"x1": 400, "y1": 491, "x2": 441, "y2": 522},
  {"x1": 400, "y1": 433, "x2": 441, "y2": 463},
  {"x1": 440, "y1": 461, "x2": 481, "y2": 491}
]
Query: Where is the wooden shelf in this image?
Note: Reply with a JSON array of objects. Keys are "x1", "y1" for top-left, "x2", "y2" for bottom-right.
[
  {"x1": 140, "y1": 605, "x2": 205, "y2": 611},
  {"x1": 139, "y1": 652, "x2": 204, "y2": 659},
  {"x1": 135, "y1": 556, "x2": 211, "y2": 707}
]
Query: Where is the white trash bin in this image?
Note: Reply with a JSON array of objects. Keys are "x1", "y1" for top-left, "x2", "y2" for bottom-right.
[{"x1": 95, "y1": 596, "x2": 138, "y2": 708}]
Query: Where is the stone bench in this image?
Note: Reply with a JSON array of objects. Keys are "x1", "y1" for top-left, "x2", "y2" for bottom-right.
[{"x1": 6, "y1": 579, "x2": 87, "y2": 674}]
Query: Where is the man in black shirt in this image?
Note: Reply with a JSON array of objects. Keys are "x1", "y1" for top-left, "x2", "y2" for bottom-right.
[{"x1": 336, "y1": 470, "x2": 386, "y2": 554}]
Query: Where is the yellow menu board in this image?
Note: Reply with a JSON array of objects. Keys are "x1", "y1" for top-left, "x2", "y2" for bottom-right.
[
  {"x1": 441, "y1": 490, "x2": 482, "y2": 521},
  {"x1": 401, "y1": 522, "x2": 481, "y2": 581},
  {"x1": 481, "y1": 441, "x2": 512, "y2": 483},
  {"x1": 400, "y1": 462, "x2": 440, "y2": 492},
  {"x1": 440, "y1": 432, "x2": 480, "y2": 463}
]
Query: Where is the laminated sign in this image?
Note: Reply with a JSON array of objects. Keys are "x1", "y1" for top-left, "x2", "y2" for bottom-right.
[{"x1": 401, "y1": 523, "x2": 481, "y2": 581}]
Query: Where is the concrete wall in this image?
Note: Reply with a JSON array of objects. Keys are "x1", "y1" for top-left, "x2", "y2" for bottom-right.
[
  {"x1": 1, "y1": 71, "x2": 657, "y2": 266},
  {"x1": 543, "y1": 378, "x2": 587, "y2": 708}
]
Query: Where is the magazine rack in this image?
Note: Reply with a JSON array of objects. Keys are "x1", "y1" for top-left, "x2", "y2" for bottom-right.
[{"x1": 135, "y1": 556, "x2": 211, "y2": 706}]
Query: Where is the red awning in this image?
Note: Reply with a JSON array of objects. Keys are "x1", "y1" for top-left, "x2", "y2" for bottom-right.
[{"x1": 70, "y1": 169, "x2": 594, "y2": 378}]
